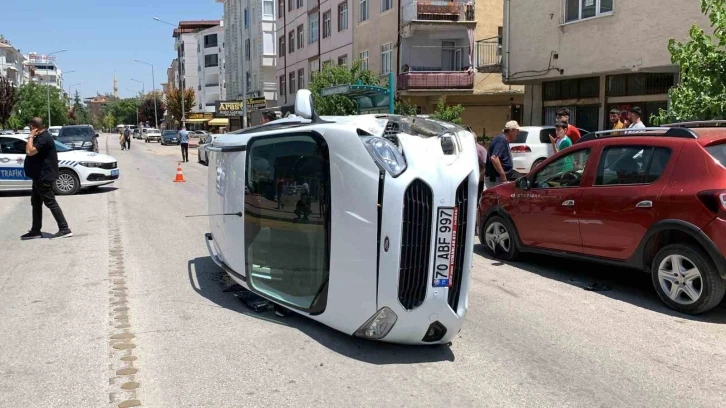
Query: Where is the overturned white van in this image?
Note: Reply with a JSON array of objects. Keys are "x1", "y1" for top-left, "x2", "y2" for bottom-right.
[{"x1": 204, "y1": 90, "x2": 478, "y2": 344}]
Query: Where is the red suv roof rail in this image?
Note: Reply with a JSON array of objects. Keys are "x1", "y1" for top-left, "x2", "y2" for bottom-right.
[
  {"x1": 663, "y1": 120, "x2": 726, "y2": 128},
  {"x1": 577, "y1": 127, "x2": 698, "y2": 143}
]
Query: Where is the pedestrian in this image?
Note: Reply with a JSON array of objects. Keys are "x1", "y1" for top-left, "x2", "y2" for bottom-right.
[
  {"x1": 609, "y1": 109, "x2": 625, "y2": 130},
  {"x1": 476, "y1": 135, "x2": 487, "y2": 202},
  {"x1": 484, "y1": 121, "x2": 519, "y2": 189},
  {"x1": 178, "y1": 126, "x2": 190, "y2": 162},
  {"x1": 628, "y1": 106, "x2": 646, "y2": 130},
  {"x1": 555, "y1": 107, "x2": 581, "y2": 143},
  {"x1": 21, "y1": 117, "x2": 72, "y2": 240},
  {"x1": 91, "y1": 133, "x2": 99, "y2": 153},
  {"x1": 123, "y1": 127, "x2": 131, "y2": 150},
  {"x1": 119, "y1": 132, "x2": 126, "y2": 150},
  {"x1": 261, "y1": 111, "x2": 277, "y2": 124}
]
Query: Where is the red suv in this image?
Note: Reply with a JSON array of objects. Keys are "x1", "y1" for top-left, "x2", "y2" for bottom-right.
[{"x1": 478, "y1": 122, "x2": 726, "y2": 314}]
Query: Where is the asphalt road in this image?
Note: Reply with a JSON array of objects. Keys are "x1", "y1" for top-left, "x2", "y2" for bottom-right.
[{"x1": 2, "y1": 134, "x2": 726, "y2": 407}]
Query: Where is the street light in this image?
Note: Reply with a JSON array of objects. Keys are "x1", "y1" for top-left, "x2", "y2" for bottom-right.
[
  {"x1": 134, "y1": 59, "x2": 158, "y2": 129},
  {"x1": 67, "y1": 82, "x2": 82, "y2": 107},
  {"x1": 44, "y1": 49, "x2": 67, "y2": 128},
  {"x1": 152, "y1": 17, "x2": 186, "y2": 128},
  {"x1": 127, "y1": 87, "x2": 141, "y2": 126}
]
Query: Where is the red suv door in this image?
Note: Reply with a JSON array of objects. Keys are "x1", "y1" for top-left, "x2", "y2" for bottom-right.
[
  {"x1": 577, "y1": 139, "x2": 683, "y2": 260},
  {"x1": 512, "y1": 147, "x2": 594, "y2": 253}
]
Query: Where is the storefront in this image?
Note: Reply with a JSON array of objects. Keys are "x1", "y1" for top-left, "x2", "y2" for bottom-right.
[
  {"x1": 215, "y1": 98, "x2": 267, "y2": 131},
  {"x1": 185, "y1": 113, "x2": 213, "y2": 130}
]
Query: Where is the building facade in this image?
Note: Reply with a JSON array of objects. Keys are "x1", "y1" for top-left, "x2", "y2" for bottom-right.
[
  {"x1": 276, "y1": 0, "x2": 354, "y2": 106},
  {"x1": 195, "y1": 24, "x2": 226, "y2": 113},
  {"x1": 0, "y1": 38, "x2": 25, "y2": 86},
  {"x1": 505, "y1": 0, "x2": 711, "y2": 131},
  {"x1": 172, "y1": 20, "x2": 221, "y2": 114},
  {"x1": 24, "y1": 52, "x2": 63, "y2": 91},
  {"x1": 352, "y1": 0, "x2": 397, "y2": 87}
]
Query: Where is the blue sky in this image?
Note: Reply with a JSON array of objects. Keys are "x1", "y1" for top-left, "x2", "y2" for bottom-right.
[{"x1": 2, "y1": 0, "x2": 222, "y2": 99}]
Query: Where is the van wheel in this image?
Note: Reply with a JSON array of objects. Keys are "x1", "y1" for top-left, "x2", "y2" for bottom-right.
[
  {"x1": 531, "y1": 158, "x2": 545, "y2": 172},
  {"x1": 481, "y1": 215, "x2": 520, "y2": 261},
  {"x1": 53, "y1": 169, "x2": 80, "y2": 195},
  {"x1": 651, "y1": 243, "x2": 726, "y2": 314}
]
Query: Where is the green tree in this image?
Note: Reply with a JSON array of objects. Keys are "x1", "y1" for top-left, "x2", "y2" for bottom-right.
[
  {"x1": 0, "y1": 76, "x2": 19, "y2": 128},
  {"x1": 13, "y1": 82, "x2": 68, "y2": 126},
  {"x1": 165, "y1": 87, "x2": 195, "y2": 126},
  {"x1": 430, "y1": 97, "x2": 465, "y2": 124},
  {"x1": 71, "y1": 90, "x2": 89, "y2": 125},
  {"x1": 395, "y1": 98, "x2": 418, "y2": 116},
  {"x1": 308, "y1": 61, "x2": 379, "y2": 115},
  {"x1": 102, "y1": 113, "x2": 116, "y2": 130},
  {"x1": 103, "y1": 97, "x2": 139, "y2": 126},
  {"x1": 139, "y1": 95, "x2": 165, "y2": 126},
  {"x1": 652, "y1": 0, "x2": 726, "y2": 124}
]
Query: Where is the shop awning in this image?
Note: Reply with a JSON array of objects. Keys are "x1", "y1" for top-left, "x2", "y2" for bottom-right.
[
  {"x1": 185, "y1": 118, "x2": 210, "y2": 123},
  {"x1": 208, "y1": 118, "x2": 229, "y2": 126}
]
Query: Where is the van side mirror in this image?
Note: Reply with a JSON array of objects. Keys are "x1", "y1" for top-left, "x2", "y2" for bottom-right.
[
  {"x1": 294, "y1": 89, "x2": 315, "y2": 119},
  {"x1": 516, "y1": 176, "x2": 530, "y2": 190}
]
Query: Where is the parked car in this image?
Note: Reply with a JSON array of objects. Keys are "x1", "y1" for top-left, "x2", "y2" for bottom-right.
[
  {"x1": 49, "y1": 126, "x2": 62, "y2": 138},
  {"x1": 197, "y1": 134, "x2": 217, "y2": 165},
  {"x1": 193, "y1": 130, "x2": 209, "y2": 138},
  {"x1": 161, "y1": 130, "x2": 179, "y2": 145},
  {"x1": 56, "y1": 125, "x2": 98, "y2": 151},
  {"x1": 478, "y1": 121, "x2": 726, "y2": 315},
  {"x1": 0, "y1": 134, "x2": 118, "y2": 195},
  {"x1": 204, "y1": 90, "x2": 478, "y2": 344},
  {"x1": 143, "y1": 128, "x2": 162, "y2": 143},
  {"x1": 510, "y1": 126, "x2": 590, "y2": 174}
]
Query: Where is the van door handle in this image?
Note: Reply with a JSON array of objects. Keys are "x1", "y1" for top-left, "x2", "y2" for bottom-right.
[
  {"x1": 562, "y1": 200, "x2": 575, "y2": 207},
  {"x1": 636, "y1": 200, "x2": 653, "y2": 208}
]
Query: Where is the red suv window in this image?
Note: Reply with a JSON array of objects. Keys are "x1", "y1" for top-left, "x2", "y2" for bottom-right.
[{"x1": 595, "y1": 146, "x2": 672, "y2": 186}]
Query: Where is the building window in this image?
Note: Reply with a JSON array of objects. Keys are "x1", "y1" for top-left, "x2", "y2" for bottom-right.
[
  {"x1": 245, "y1": 39, "x2": 251, "y2": 61},
  {"x1": 338, "y1": 54, "x2": 347, "y2": 66},
  {"x1": 310, "y1": 59, "x2": 320, "y2": 81},
  {"x1": 380, "y1": 43, "x2": 392, "y2": 74},
  {"x1": 323, "y1": 11, "x2": 331, "y2": 38},
  {"x1": 264, "y1": 0, "x2": 275, "y2": 19},
  {"x1": 543, "y1": 77, "x2": 599, "y2": 101},
  {"x1": 606, "y1": 73, "x2": 675, "y2": 97},
  {"x1": 338, "y1": 2, "x2": 348, "y2": 31},
  {"x1": 246, "y1": 72, "x2": 251, "y2": 91},
  {"x1": 280, "y1": 75, "x2": 286, "y2": 96},
  {"x1": 264, "y1": 31, "x2": 276, "y2": 55},
  {"x1": 297, "y1": 0, "x2": 304, "y2": 8},
  {"x1": 204, "y1": 54, "x2": 219, "y2": 67},
  {"x1": 297, "y1": 25, "x2": 304, "y2": 49},
  {"x1": 381, "y1": 0, "x2": 392, "y2": 12},
  {"x1": 278, "y1": 36, "x2": 285, "y2": 57},
  {"x1": 278, "y1": 0, "x2": 285, "y2": 18},
  {"x1": 289, "y1": 71, "x2": 296, "y2": 94},
  {"x1": 359, "y1": 50, "x2": 369, "y2": 71},
  {"x1": 309, "y1": 13, "x2": 319, "y2": 43},
  {"x1": 565, "y1": 0, "x2": 613, "y2": 23},
  {"x1": 204, "y1": 34, "x2": 217, "y2": 48},
  {"x1": 298, "y1": 68, "x2": 305, "y2": 90},
  {"x1": 244, "y1": 8, "x2": 249, "y2": 28},
  {"x1": 288, "y1": 0, "x2": 293, "y2": 12},
  {"x1": 359, "y1": 0, "x2": 368, "y2": 22},
  {"x1": 289, "y1": 30, "x2": 295, "y2": 53}
]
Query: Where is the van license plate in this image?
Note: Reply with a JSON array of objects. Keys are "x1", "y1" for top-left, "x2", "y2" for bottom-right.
[{"x1": 432, "y1": 207, "x2": 458, "y2": 288}]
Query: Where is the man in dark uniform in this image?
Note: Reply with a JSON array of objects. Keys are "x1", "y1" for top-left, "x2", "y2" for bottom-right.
[{"x1": 21, "y1": 117, "x2": 72, "y2": 240}]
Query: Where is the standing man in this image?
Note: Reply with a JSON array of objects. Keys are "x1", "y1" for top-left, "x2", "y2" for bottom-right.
[
  {"x1": 123, "y1": 127, "x2": 131, "y2": 150},
  {"x1": 628, "y1": 106, "x2": 646, "y2": 129},
  {"x1": 484, "y1": 121, "x2": 519, "y2": 189},
  {"x1": 21, "y1": 117, "x2": 72, "y2": 240},
  {"x1": 178, "y1": 126, "x2": 190, "y2": 162},
  {"x1": 555, "y1": 107, "x2": 582, "y2": 143},
  {"x1": 609, "y1": 109, "x2": 625, "y2": 130}
]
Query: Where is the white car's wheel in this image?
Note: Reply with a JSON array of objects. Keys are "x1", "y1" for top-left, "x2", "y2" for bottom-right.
[{"x1": 53, "y1": 169, "x2": 80, "y2": 195}]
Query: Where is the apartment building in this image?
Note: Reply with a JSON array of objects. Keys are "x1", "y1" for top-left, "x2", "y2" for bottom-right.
[
  {"x1": 195, "y1": 24, "x2": 226, "y2": 113},
  {"x1": 0, "y1": 38, "x2": 25, "y2": 86},
  {"x1": 505, "y1": 0, "x2": 711, "y2": 131},
  {"x1": 172, "y1": 20, "x2": 221, "y2": 113},
  {"x1": 24, "y1": 52, "x2": 64, "y2": 91},
  {"x1": 276, "y1": 0, "x2": 354, "y2": 106},
  {"x1": 352, "y1": 0, "x2": 397, "y2": 86}
]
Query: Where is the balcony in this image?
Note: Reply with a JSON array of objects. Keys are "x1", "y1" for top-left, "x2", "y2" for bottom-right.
[
  {"x1": 398, "y1": 71, "x2": 473, "y2": 91},
  {"x1": 475, "y1": 39, "x2": 502, "y2": 73},
  {"x1": 402, "y1": 0, "x2": 476, "y2": 26},
  {"x1": 399, "y1": 42, "x2": 473, "y2": 91}
]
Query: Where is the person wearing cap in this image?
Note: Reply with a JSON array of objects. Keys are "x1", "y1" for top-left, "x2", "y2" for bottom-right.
[
  {"x1": 484, "y1": 121, "x2": 519, "y2": 188},
  {"x1": 628, "y1": 106, "x2": 646, "y2": 130},
  {"x1": 610, "y1": 109, "x2": 625, "y2": 130},
  {"x1": 555, "y1": 107, "x2": 581, "y2": 143}
]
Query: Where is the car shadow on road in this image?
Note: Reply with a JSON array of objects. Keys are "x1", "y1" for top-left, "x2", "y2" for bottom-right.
[
  {"x1": 0, "y1": 186, "x2": 117, "y2": 198},
  {"x1": 474, "y1": 244, "x2": 726, "y2": 323},
  {"x1": 187, "y1": 257, "x2": 456, "y2": 365}
]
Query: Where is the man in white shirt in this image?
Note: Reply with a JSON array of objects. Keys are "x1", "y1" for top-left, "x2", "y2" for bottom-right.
[{"x1": 628, "y1": 106, "x2": 647, "y2": 130}]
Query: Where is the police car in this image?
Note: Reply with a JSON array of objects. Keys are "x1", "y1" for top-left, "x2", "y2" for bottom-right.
[
  {"x1": 0, "y1": 134, "x2": 119, "y2": 195},
  {"x1": 204, "y1": 90, "x2": 477, "y2": 345}
]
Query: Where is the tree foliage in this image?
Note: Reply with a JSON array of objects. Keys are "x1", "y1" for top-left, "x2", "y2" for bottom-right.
[
  {"x1": 652, "y1": 0, "x2": 726, "y2": 124},
  {"x1": 395, "y1": 98, "x2": 418, "y2": 116},
  {"x1": 103, "y1": 97, "x2": 138, "y2": 126},
  {"x1": 102, "y1": 113, "x2": 116, "y2": 130},
  {"x1": 139, "y1": 95, "x2": 165, "y2": 126},
  {"x1": 308, "y1": 61, "x2": 380, "y2": 115},
  {"x1": 430, "y1": 97, "x2": 465, "y2": 125},
  {"x1": 165, "y1": 87, "x2": 195, "y2": 126},
  {"x1": 13, "y1": 82, "x2": 68, "y2": 127},
  {"x1": 0, "y1": 76, "x2": 19, "y2": 128},
  {"x1": 71, "y1": 90, "x2": 89, "y2": 125}
]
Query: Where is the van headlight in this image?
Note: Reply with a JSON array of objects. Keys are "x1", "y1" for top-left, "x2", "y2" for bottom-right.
[
  {"x1": 353, "y1": 307, "x2": 398, "y2": 340},
  {"x1": 361, "y1": 136, "x2": 407, "y2": 177}
]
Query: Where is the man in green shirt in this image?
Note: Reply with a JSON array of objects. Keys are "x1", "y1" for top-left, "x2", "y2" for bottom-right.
[{"x1": 549, "y1": 121, "x2": 573, "y2": 171}]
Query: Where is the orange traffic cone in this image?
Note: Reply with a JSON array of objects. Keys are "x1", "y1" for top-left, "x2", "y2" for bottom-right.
[{"x1": 173, "y1": 162, "x2": 186, "y2": 183}]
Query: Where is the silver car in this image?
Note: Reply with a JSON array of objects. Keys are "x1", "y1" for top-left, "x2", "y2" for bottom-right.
[{"x1": 197, "y1": 134, "x2": 217, "y2": 165}]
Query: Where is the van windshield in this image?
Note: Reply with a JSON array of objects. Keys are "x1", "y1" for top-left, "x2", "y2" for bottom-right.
[{"x1": 57, "y1": 127, "x2": 93, "y2": 142}]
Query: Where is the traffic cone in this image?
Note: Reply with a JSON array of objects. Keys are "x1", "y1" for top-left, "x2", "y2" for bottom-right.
[{"x1": 173, "y1": 163, "x2": 186, "y2": 183}]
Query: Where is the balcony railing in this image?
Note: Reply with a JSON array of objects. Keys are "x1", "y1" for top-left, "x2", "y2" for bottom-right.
[
  {"x1": 475, "y1": 39, "x2": 502, "y2": 73},
  {"x1": 398, "y1": 71, "x2": 474, "y2": 90},
  {"x1": 402, "y1": 0, "x2": 476, "y2": 25}
]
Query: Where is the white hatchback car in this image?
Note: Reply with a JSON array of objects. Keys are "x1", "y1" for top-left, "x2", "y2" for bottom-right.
[
  {"x1": 0, "y1": 134, "x2": 119, "y2": 195},
  {"x1": 510, "y1": 125, "x2": 590, "y2": 173},
  {"x1": 204, "y1": 90, "x2": 478, "y2": 345}
]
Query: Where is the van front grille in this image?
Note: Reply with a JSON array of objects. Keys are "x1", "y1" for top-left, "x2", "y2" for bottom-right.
[
  {"x1": 448, "y1": 177, "x2": 468, "y2": 312},
  {"x1": 398, "y1": 179, "x2": 433, "y2": 310}
]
